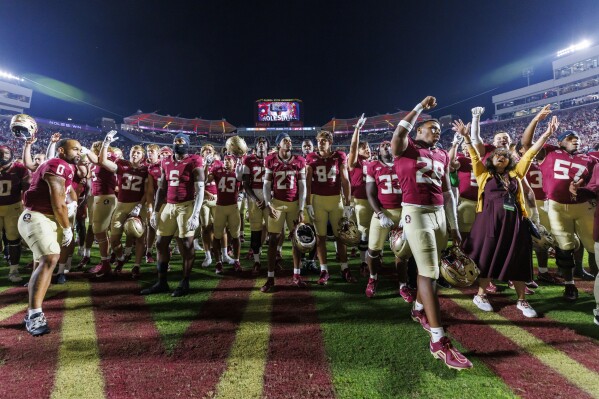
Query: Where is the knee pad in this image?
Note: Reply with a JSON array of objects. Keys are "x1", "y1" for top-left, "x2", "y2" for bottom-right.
[
  {"x1": 250, "y1": 230, "x2": 262, "y2": 252},
  {"x1": 358, "y1": 240, "x2": 368, "y2": 252},
  {"x1": 157, "y1": 261, "x2": 169, "y2": 273},
  {"x1": 555, "y1": 248, "x2": 576, "y2": 269}
]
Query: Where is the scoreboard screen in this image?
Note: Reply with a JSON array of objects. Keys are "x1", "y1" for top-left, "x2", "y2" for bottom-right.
[{"x1": 256, "y1": 100, "x2": 301, "y2": 122}]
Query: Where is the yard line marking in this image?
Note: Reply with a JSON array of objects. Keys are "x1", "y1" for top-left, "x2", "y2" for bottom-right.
[
  {"x1": 0, "y1": 284, "x2": 66, "y2": 322},
  {"x1": 215, "y1": 280, "x2": 273, "y2": 399},
  {"x1": 448, "y1": 291, "x2": 599, "y2": 398},
  {"x1": 51, "y1": 280, "x2": 104, "y2": 399}
]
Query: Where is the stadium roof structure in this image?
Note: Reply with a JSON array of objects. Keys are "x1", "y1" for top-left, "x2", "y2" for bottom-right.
[
  {"x1": 122, "y1": 112, "x2": 237, "y2": 134},
  {"x1": 321, "y1": 110, "x2": 432, "y2": 133}
]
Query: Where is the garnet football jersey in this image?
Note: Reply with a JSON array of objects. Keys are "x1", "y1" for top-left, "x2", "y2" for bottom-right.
[
  {"x1": 456, "y1": 155, "x2": 478, "y2": 201},
  {"x1": 526, "y1": 162, "x2": 547, "y2": 201},
  {"x1": 147, "y1": 162, "x2": 162, "y2": 193},
  {"x1": 212, "y1": 165, "x2": 240, "y2": 206},
  {"x1": 539, "y1": 145, "x2": 597, "y2": 204},
  {"x1": 24, "y1": 158, "x2": 74, "y2": 215},
  {"x1": 306, "y1": 150, "x2": 347, "y2": 196},
  {"x1": 205, "y1": 159, "x2": 222, "y2": 196},
  {"x1": 116, "y1": 159, "x2": 149, "y2": 203},
  {"x1": 162, "y1": 154, "x2": 204, "y2": 203},
  {"x1": 242, "y1": 154, "x2": 266, "y2": 190},
  {"x1": 264, "y1": 153, "x2": 306, "y2": 202},
  {"x1": 0, "y1": 162, "x2": 29, "y2": 206},
  {"x1": 366, "y1": 160, "x2": 402, "y2": 209},
  {"x1": 350, "y1": 155, "x2": 369, "y2": 200},
  {"x1": 91, "y1": 163, "x2": 117, "y2": 196},
  {"x1": 394, "y1": 138, "x2": 449, "y2": 206}
]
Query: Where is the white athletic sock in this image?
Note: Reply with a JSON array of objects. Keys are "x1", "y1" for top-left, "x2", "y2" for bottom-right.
[
  {"x1": 205, "y1": 252, "x2": 212, "y2": 261},
  {"x1": 414, "y1": 300, "x2": 424, "y2": 311},
  {"x1": 267, "y1": 271, "x2": 275, "y2": 278},
  {"x1": 399, "y1": 282, "x2": 406, "y2": 289},
  {"x1": 294, "y1": 268, "x2": 301, "y2": 275},
  {"x1": 430, "y1": 327, "x2": 445, "y2": 343},
  {"x1": 538, "y1": 267, "x2": 549, "y2": 273},
  {"x1": 221, "y1": 248, "x2": 228, "y2": 258},
  {"x1": 58, "y1": 263, "x2": 66, "y2": 274},
  {"x1": 253, "y1": 253, "x2": 260, "y2": 262},
  {"x1": 340, "y1": 262, "x2": 348, "y2": 271},
  {"x1": 565, "y1": 280, "x2": 575, "y2": 285},
  {"x1": 84, "y1": 248, "x2": 91, "y2": 257},
  {"x1": 320, "y1": 264, "x2": 328, "y2": 272},
  {"x1": 370, "y1": 274, "x2": 378, "y2": 280},
  {"x1": 28, "y1": 308, "x2": 42, "y2": 317},
  {"x1": 277, "y1": 245, "x2": 282, "y2": 253},
  {"x1": 9, "y1": 265, "x2": 18, "y2": 273},
  {"x1": 124, "y1": 247, "x2": 132, "y2": 256}
]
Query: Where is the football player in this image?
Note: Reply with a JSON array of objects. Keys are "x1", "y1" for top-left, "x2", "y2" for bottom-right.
[
  {"x1": 207, "y1": 153, "x2": 242, "y2": 273},
  {"x1": 347, "y1": 114, "x2": 371, "y2": 275},
  {"x1": 306, "y1": 131, "x2": 355, "y2": 284},
  {"x1": 199, "y1": 144, "x2": 221, "y2": 267},
  {"x1": 0, "y1": 145, "x2": 31, "y2": 282},
  {"x1": 242, "y1": 137, "x2": 269, "y2": 274},
  {"x1": 260, "y1": 133, "x2": 307, "y2": 292},
  {"x1": 142, "y1": 133, "x2": 205, "y2": 297},
  {"x1": 99, "y1": 137, "x2": 153, "y2": 278},
  {"x1": 145, "y1": 144, "x2": 163, "y2": 263},
  {"x1": 391, "y1": 96, "x2": 472, "y2": 370},
  {"x1": 19, "y1": 138, "x2": 80, "y2": 336}
]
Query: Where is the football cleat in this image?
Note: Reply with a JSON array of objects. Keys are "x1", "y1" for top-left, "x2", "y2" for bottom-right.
[
  {"x1": 77, "y1": 256, "x2": 91, "y2": 270},
  {"x1": 201, "y1": 257, "x2": 212, "y2": 268},
  {"x1": 140, "y1": 282, "x2": 170, "y2": 295},
  {"x1": 131, "y1": 266, "x2": 141, "y2": 279},
  {"x1": 563, "y1": 284, "x2": 578, "y2": 302},
  {"x1": 411, "y1": 308, "x2": 431, "y2": 333},
  {"x1": 56, "y1": 273, "x2": 67, "y2": 285},
  {"x1": 317, "y1": 270, "x2": 330, "y2": 285},
  {"x1": 537, "y1": 272, "x2": 564, "y2": 285},
  {"x1": 94, "y1": 263, "x2": 112, "y2": 278},
  {"x1": 260, "y1": 277, "x2": 275, "y2": 293},
  {"x1": 223, "y1": 255, "x2": 235, "y2": 265},
  {"x1": 430, "y1": 337, "x2": 473, "y2": 370},
  {"x1": 399, "y1": 285, "x2": 415, "y2": 303},
  {"x1": 114, "y1": 260, "x2": 125, "y2": 273},
  {"x1": 341, "y1": 268, "x2": 357, "y2": 283},
  {"x1": 233, "y1": 261, "x2": 243, "y2": 273},
  {"x1": 145, "y1": 254, "x2": 155, "y2": 264},
  {"x1": 171, "y1": 280, "x2": 190, "y2": 297},
  {"x1": 517, "y1": 300, "x2": 538, "y2": 318},
  {"x1": 292, "y1": 274, "x2": 308, "y2": 288},
  {"x1": 215, "y1": 262, "x2": 223, "y2": 275},
  {"x1": 8, "y1": 271, "x2": 22, "y2": 283},
  {"x1": 574, "y1": 268, "x2": 595, "y2": 281},
  {"x1": 26, "y1": 312, "x2": 50, "y2": 337},
  {"x1": 525, "y1": 280, "x2": 539, "y2": 289},
  {"x1": 365, "y1": 278, "x2": 377, "y2": 298},
  {"x1": 473, "y1": 294, "x2": 494, "y2": 312}
]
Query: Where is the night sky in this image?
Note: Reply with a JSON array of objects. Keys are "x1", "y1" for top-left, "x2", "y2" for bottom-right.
[{"x1": 1, "y1": 1, "x2": 599, "y2": 127}]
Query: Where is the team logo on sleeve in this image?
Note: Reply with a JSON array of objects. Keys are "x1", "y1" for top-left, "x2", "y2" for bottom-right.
[
  {"x1": 22, "y1": 213, "x2": 32, "y2": 223},
  {"x1": 103, "y1": 199, "x2": 110, "y2": 205},
  {"x1": 405, "y1": 215, "x2": 411, "y2": 224}
]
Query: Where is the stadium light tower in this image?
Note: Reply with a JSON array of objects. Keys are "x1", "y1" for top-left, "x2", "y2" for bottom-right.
[
  {"x1": 0, "y1": 69, "x2": 24, "y2": 82},
  {"x1": 556, "y1": 40, "x2": 592, "y2": 57},
  {"x1": 522, "y1": 66, "x2": 534, "y2": 86}
]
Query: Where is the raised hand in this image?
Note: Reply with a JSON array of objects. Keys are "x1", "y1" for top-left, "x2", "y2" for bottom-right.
[
  {"x1": 471, "y1": 107, "x2": 485, "y2": 117},
  {"x1": 354, "y1": 113, "x2": 367, "y2": 130},
  {"x1": 50, "y1": 133, "x2": 61, "y2": 143},
  {"x1": 451, "y1": 119, "x2": 471, "y2": 138},
  {"x1": 420, "y1": 96, "x2": 437, "y2": 110},
  {"x1": 534, "y1": 104, "x2": 552, "y2": 122}
]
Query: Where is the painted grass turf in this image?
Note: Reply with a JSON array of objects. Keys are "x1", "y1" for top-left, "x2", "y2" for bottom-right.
[{"x1": 0, "y1": 236, "x2": 597, "y2": 398}]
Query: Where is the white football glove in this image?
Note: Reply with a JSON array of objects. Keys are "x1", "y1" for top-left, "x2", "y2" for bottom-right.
[
  {"x1": 150, "y1": 212, "x2": 158, "y2": 230},
  {"x1": 378, "y1": 213, "x2": 395, "y2": 229},
  {"x1": 355, "y1": 113, "x2": 367, "y2": 130},
  {"x1": 343, "y1": 205, "x2": 354, "y2": 219},
  {"x1": 186, "y1": 213, "x2": 200, "y2": 231},
  {"x1": 471, "y1": 107, "x2": 485, "y2": 118},
  {"x1": 306, "y1": 205, "x2": 315, "y2": 220},
  {"x1": 129, "y1": 203, "x2": 142, "y2": 218},
  {"x1": 104, "y1": 130, "x2": 118, "y2": 144},
  {"x1": 61, "y1": 227, "x2": 73, "y2": 247},
  {"x1": 451, "y1": 132, "x2": 464, "y2": 146},
  {"x1": 66, "y1": 201, "x2": 77, "y2": 218}
]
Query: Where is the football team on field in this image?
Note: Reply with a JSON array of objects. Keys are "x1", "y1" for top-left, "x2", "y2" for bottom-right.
[{"x1": 3, "y1": 96, "x2": 599, "y2": 371}]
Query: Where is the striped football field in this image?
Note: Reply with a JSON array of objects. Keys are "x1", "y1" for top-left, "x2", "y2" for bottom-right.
[{"x1": 0, "y1": 263, "x2": 598, "y2": 398}]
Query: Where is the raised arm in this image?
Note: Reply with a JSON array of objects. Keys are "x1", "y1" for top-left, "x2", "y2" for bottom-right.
[
  {"x1": 470, "y1": 107, "x2": 486, "y2": 156},
  {"x1": 99, "y1": 142, "x2": 118, "y2": 172},
  {"x1": 448, "y1": 132, "x2": 465, "y2": 172},
  {"x1": 22, "y1": 137, "x2": 37, "y2": 171},
  {"x1": 348, "y1": 114, "x2": 366, "y2": 169},
  {"x1": 520, "y1": 105, "x2": 552, "y2": 151},
  {"x1": 391, "y1": 96, "x2": 437, "y2": 157},
  {"x1": 46, "y1": 133, "x2": 61, "y2": 159}
]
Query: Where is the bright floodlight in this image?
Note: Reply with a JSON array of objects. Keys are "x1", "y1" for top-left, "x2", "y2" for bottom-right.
[
  {"x1": 557, "y1": 40, "x2": 592, "y2": 57},
  {"x1": 0, "y1": 69, "x2": 24, "y2": 82}
]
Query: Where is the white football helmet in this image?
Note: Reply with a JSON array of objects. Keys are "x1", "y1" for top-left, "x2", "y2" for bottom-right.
[
  {"x1": 531, "y1": 223, "x2": 557, "y2": 251},
  {"x1": 389, "y1": 226, "x2": 412, "y2": 259},
  {"x1": 292, "y1": 223, "x2": 316, "y2": 253},
  {"x1": 123, "y1": 216, "x2": 145, "y2": 238},
  {"x1": 225, "y1": 135, "x2": 248, "y2": 156},
  {"x1": 440, "y1": 245, "x2": 480, "y2": 287},
  {"x1": 337, "y1": 217, "x2": 360, "y2": 247},
  {"x1": 10, "y1": 114, "x2": 38, "y2": 140}
]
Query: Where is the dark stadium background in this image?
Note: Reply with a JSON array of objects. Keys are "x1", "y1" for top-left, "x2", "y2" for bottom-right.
[{"x1": 1, "y1": 1, "x2": 599, "y2": 126}]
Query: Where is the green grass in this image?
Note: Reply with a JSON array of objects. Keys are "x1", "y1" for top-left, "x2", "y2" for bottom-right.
[{"x1": 0, "y1": 232, "x2": 596, "y2": 398}]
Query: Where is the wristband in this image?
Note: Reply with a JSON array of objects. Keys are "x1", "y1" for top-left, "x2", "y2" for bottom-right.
[
  {"x1": 413, "y1": 103, "x2": 424, "y2": 113},
  {"x1": 398, "y1": 120, "x2": 413, "y2": 131}
]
